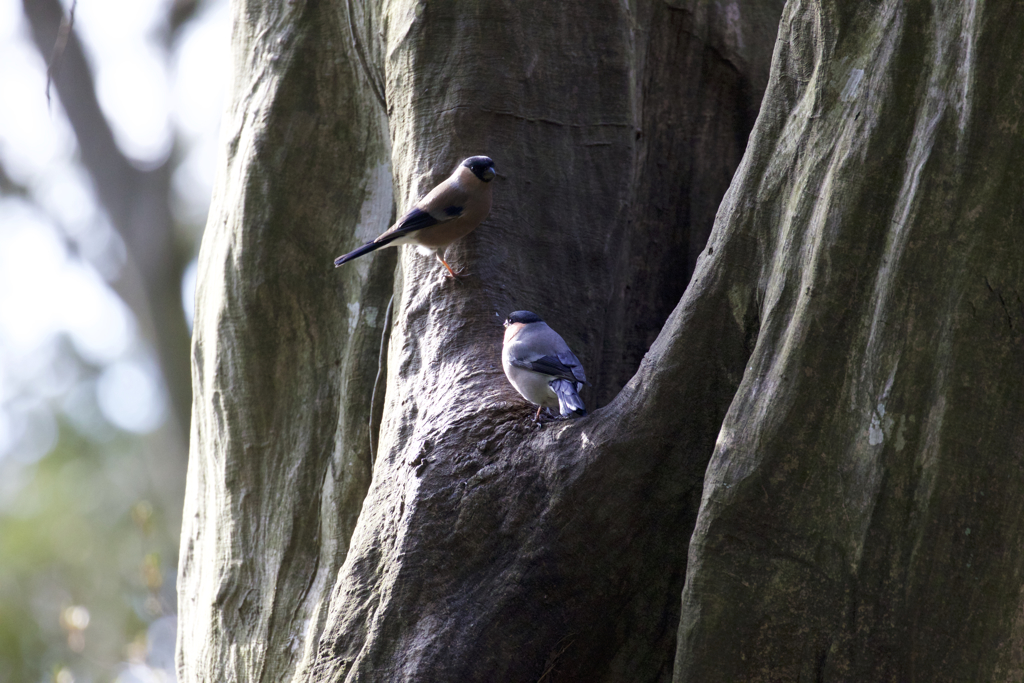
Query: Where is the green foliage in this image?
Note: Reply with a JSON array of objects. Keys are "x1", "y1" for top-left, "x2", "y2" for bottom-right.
[{"x1": 0, "y1": 424, "x2": 179, "y2": 683}]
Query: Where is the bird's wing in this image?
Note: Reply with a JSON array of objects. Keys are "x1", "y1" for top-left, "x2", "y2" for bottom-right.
[
  {"x1": 509, "y1": 355, "x2": 580, "y2": 383},
  {"x1": 376, "y1": 181, "x2": 469, "y2": 242},
  {"x1": 557, "y1": 350, "x2": 587, "y2": 385},
  {"x1": 508, "y1": 323, "x2": 587, "y2": 384}
]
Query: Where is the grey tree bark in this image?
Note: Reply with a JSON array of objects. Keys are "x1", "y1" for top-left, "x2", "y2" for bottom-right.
[
  {"x1": 676, "y1": 3, "x2": 1024, "y2": 681},
  {"x1": 178, "y1": 1, "x2": 1024, "y2": 682}
]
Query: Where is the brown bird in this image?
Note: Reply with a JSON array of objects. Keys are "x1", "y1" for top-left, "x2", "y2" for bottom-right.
[{"x1": 333, "y1": 156, "x2": 496, "y2": 277}]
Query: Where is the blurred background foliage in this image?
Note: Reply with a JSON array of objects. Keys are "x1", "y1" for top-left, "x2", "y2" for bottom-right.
[{"x1": 0, "y1": 0, "x2": 228, "y2": 680}]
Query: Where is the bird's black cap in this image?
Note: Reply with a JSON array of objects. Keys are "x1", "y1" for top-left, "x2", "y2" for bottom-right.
[
  {"x1": 504, "y1": 310, "x2": 543, "y2": 326},
  {"x1": 463, "y1": 156, "x2": 496, "y2": 182}
]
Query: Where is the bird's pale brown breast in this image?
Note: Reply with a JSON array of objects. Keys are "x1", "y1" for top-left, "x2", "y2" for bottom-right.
[{"x1": 412, "y1": 171, "x2": 492, "y2": 250}]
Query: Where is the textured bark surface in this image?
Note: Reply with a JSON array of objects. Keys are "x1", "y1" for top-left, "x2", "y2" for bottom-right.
[
  {"x1": 178, "y1": 1, "x2": 782, "y2": 679},
  {"x1": 179, "y1": 0, "x2": 1024, "y2": 681},
  {"x1": 306, "y1": 2, "x2": 778, "y2": 678},
  {"x1": 179, "y1": 0, "x2": 780, "y2": 680},
  {"x1": 676, "y1": 3, "x2": 1024, "y2": 681},
  {"x1": 177, "y1": 1, "x2": 395, "y2": 680}
]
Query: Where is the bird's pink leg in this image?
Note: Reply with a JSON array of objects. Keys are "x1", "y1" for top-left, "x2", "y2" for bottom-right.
[{"x1": 437, "y1": 253, "x2": 468, "y2": 279}]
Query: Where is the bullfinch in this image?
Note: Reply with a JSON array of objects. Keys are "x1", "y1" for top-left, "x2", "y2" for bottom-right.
[
  {"x1": 334, "y1": 156, "x2": 495, "y2": 277},
  {"x1": 502, "y1": 311, "x2": 587, "y2": 421}
]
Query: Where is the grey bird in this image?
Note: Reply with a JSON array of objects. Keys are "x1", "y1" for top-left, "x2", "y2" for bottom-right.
[
  {"x1": 502, "y1": 310, "x2": 587, "y2": 421},
  {"x1": 334, "y1": 156, "x2": 496, "y2": 277}
]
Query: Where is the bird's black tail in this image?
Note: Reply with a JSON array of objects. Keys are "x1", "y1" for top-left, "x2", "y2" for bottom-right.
[
  {"x1": 333, "y1": 237, "x2": 396, "y2": 267},
  {"x1": 551, "y1": 379, "x2": 587, "y2": 418}
]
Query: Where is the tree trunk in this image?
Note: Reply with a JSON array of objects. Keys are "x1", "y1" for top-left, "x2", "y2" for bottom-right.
[
  {"x1": 676, "y1": 3, "x2": 1024, "y2": 681},
  {"x1": 178, "y1": 1, "x2": 1024, "y2": 682}
]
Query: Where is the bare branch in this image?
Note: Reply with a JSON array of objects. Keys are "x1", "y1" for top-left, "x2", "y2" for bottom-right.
[{"x1": 44, "y1": 0, "x2": 75, "y2": 110}]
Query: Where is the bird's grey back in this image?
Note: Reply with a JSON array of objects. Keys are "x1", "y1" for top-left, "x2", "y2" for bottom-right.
[{"x1": 517, "y1": 322, "x2": 586, "y2": 384}]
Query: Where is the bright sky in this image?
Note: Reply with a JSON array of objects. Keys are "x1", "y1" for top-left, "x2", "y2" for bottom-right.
[{"x1": 0, "y1": 0, "x2": 228, "y2": 458}]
